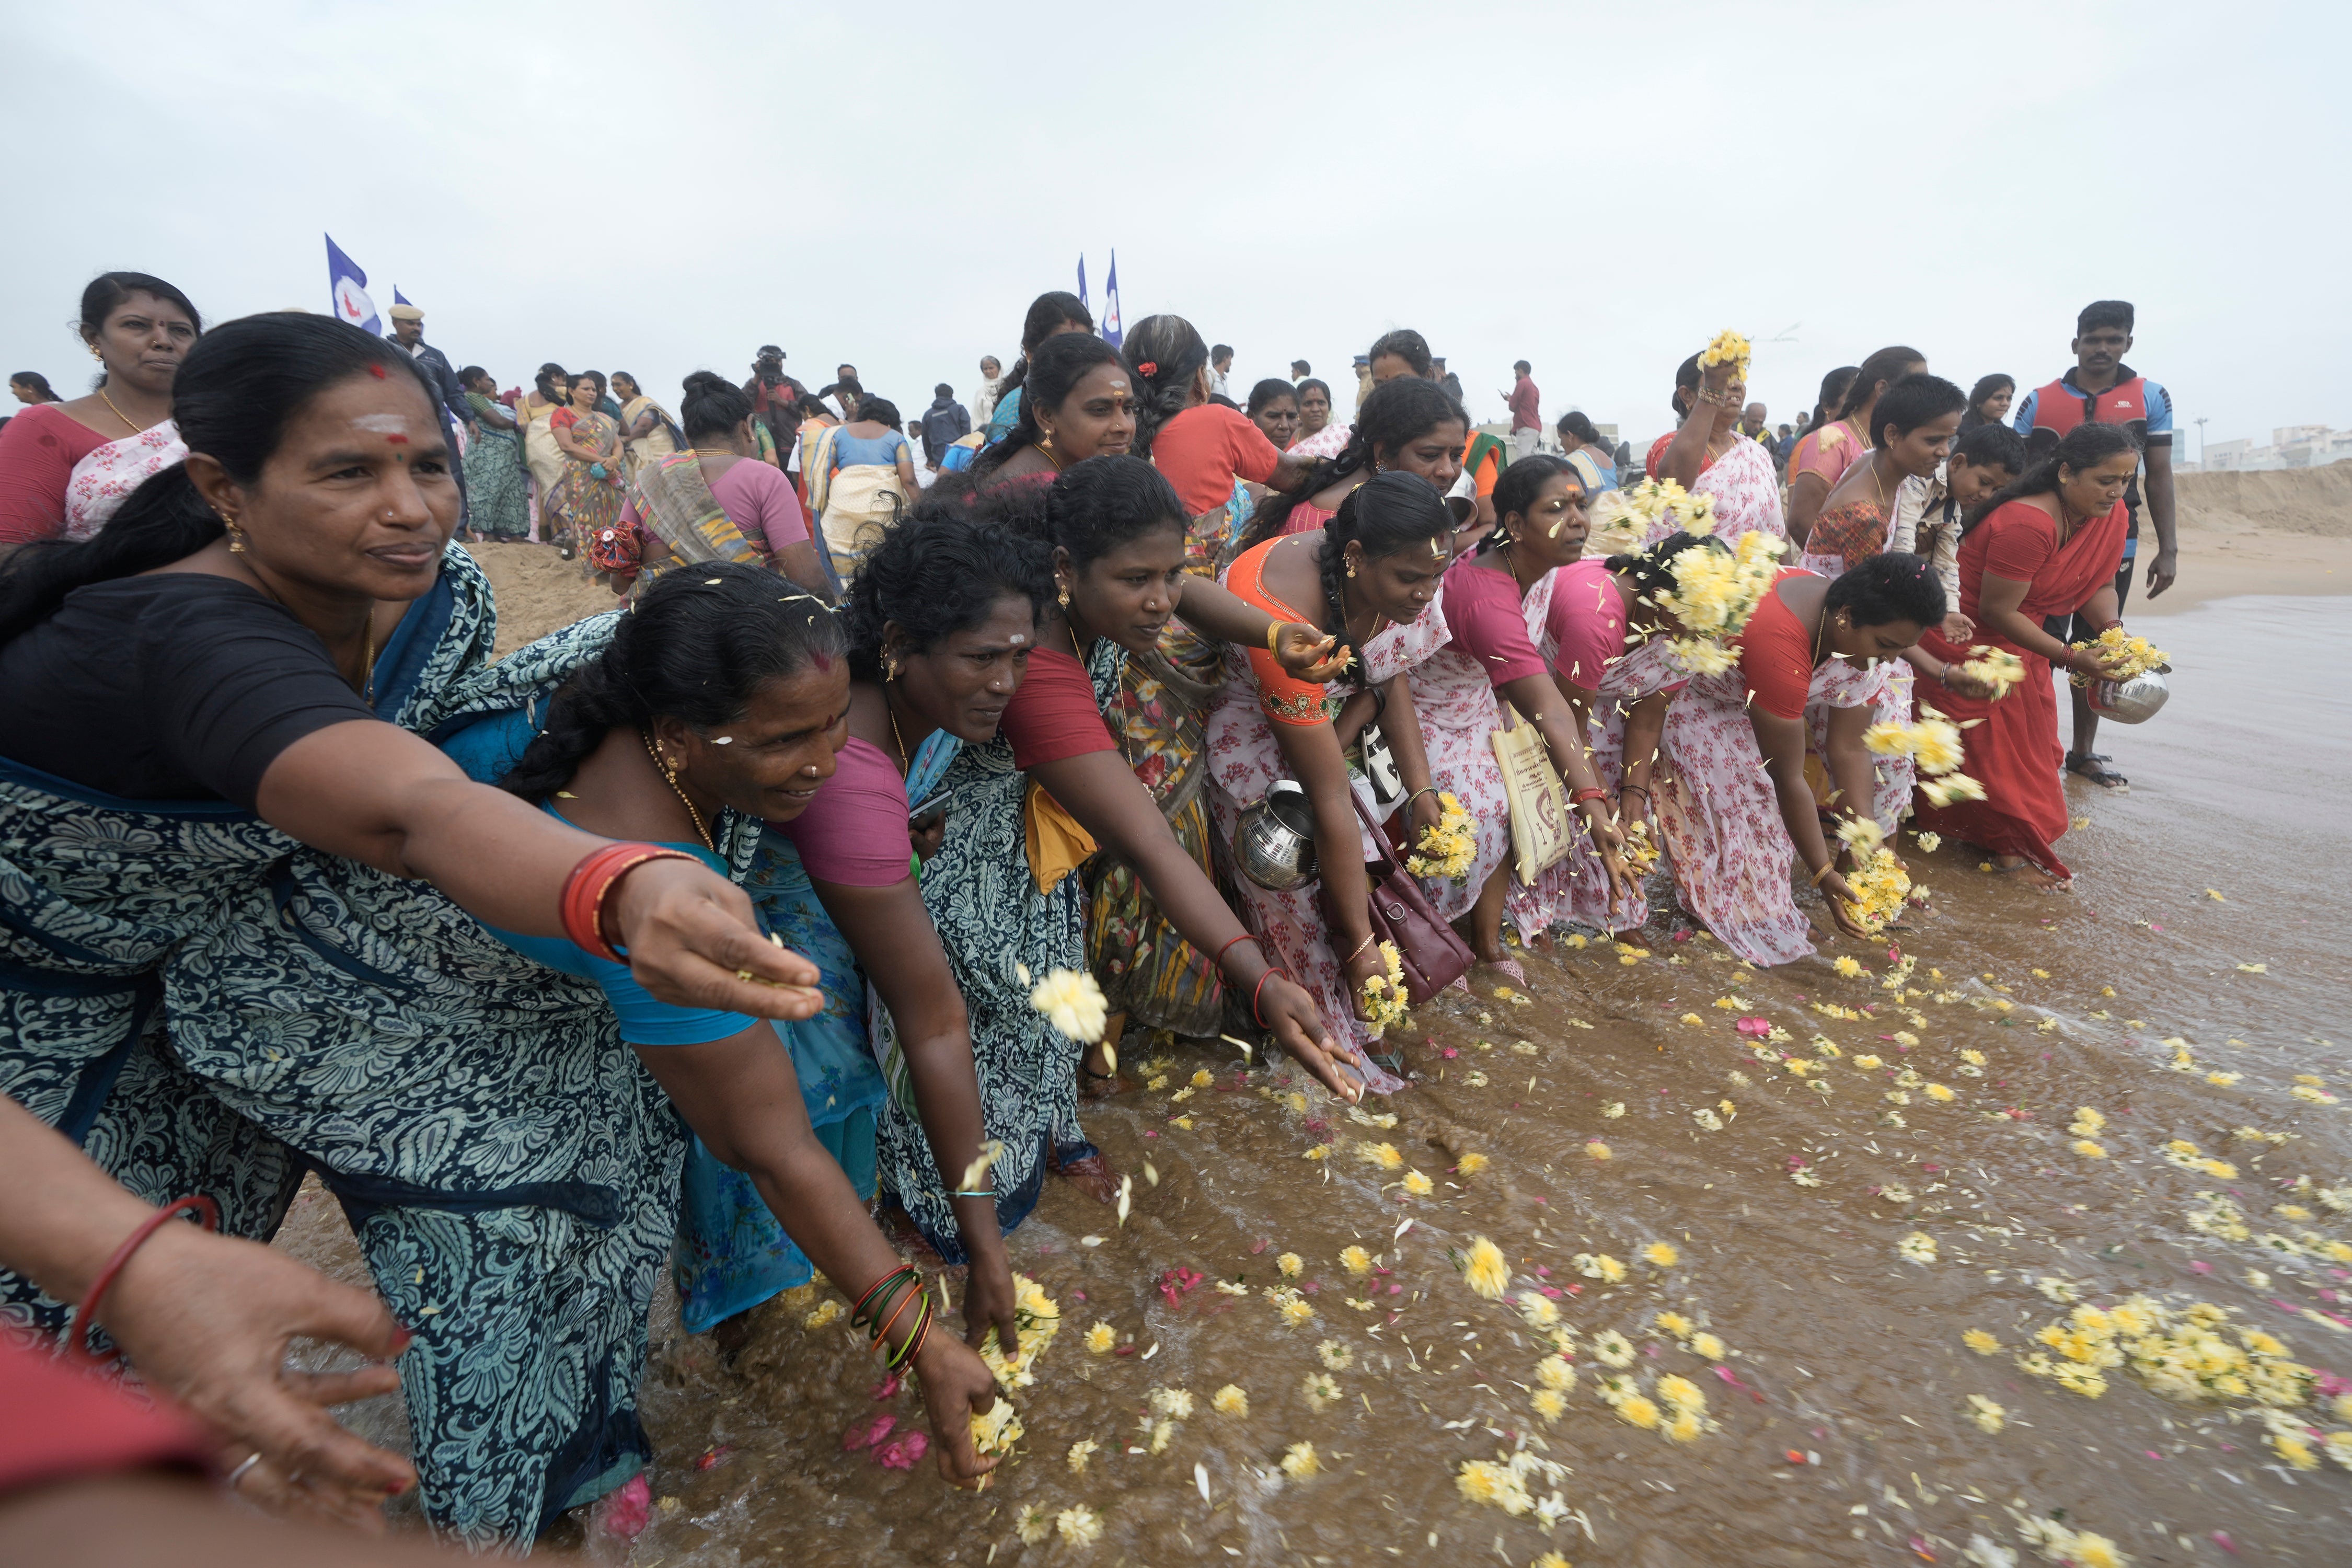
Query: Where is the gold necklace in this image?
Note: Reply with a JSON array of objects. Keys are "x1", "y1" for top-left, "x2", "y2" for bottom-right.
[
  {"x1": 884, "y1": 691, "x2": 912, "y2": 778},
  {"x1": 359, "y1": 616, "x2": 377, "y2": 707},
  {"x1": 97, "y1": 386, "x2": 145, "y2": 433},
  {"x1": 1065, "y1": 616, "x2": 1136, "y2": 771},
  {"x1": 641, "y1": 731, "x2": 715, "y2": 850}
]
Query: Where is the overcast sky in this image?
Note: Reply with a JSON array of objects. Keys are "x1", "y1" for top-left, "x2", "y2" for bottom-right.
[{"x1": 7, "y1": 2, "x2": 2345, "y2": 457}]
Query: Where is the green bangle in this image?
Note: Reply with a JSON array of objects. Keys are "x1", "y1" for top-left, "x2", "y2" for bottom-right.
[{"x1": 949, "y1": 1189, "x2": 996, "y2": 1199}]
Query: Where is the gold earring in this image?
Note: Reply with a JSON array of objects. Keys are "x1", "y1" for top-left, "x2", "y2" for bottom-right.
[
  {"x1": 1345, "y1": 556, "x2": 1357, "y2": 578},
  {"x1": 883, "y1": 651, "x2": 902, "y2": 682},
  {"x1": 1057, "y1": 584, "x2": 1071, "y2": 609},
  {"x1": 220, "y1": 515, "x2": 247, "y2": 554},
  {"x1": 89, "y1": 343, "x2": 102, "y2": 361}
]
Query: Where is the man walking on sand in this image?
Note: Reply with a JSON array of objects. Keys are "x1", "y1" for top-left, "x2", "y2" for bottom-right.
[
  {"x1": 1503, "y1": 360, "x2": 1540, "y2": 459},
  {"x1": 2014, "y1": 298, "x2": 2178, "y2": 792}
]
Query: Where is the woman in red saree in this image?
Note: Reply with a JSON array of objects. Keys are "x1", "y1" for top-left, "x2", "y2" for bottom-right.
[{"x1": 1912, "y1": 424, "x2": 2142, "y2": 884}]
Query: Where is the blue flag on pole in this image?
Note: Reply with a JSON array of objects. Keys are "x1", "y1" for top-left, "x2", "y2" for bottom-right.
[
  {"x1": 1101, "y1": 251, "x2": 1123, "y2": 349},
  {"x1": 393, "y1": 286, "x2": 413, "y2": 307},
  {"x1": 1076, "y1": 253, "x2": 1088, "y2": 314},
  {"x1": 325, "y1": 235, "x2": 379, "y2": 335}
]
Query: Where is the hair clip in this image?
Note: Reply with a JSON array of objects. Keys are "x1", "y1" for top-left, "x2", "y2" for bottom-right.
[{"x1": 1136, "y1": 361, "x2": 1158, "y2": 377}]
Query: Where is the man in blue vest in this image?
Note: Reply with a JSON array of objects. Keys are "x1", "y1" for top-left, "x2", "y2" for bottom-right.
[{"x1": 2014, "y1": 299, "x2": 2176, "y2": 789}]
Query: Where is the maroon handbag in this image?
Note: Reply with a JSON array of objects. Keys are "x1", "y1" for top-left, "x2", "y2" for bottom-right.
[{"x1": 1348, "y1": 792, "x2": 1474, "y2": 1002}]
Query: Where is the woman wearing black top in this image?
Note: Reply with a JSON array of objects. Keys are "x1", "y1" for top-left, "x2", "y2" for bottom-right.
[{"x1": 0, "y1": 314, "x2": 843, "y2": 1540}]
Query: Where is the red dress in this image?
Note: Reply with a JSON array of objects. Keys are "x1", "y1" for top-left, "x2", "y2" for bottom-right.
[{"x1": 1910, "y1": 499, "x2": 2128, "y2": 876}]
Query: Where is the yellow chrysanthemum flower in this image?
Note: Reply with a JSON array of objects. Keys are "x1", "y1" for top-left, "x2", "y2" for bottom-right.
[
  {"x1": 1642, "y1": 1241, "x2": 1680, "y2": 1269},
  {"x1": 1963, "y1": 1329, "x2": 2000, "y2": 1355},
  {"x1": 1456, "y1": 1151, "x2": 1490, "y2": 1177},
  {"x1": 1211, "y1": 1383, "x2": 1248, "y2": 1416},
  {"x1": 1028, "y1": 967, "x2": 1108, "y2": 1042},
  {"x1": 1402, "y1": 1168, "x2": 1434, "y2": 1196},
  {"x1": 1085, "y1": 1321, "x2": 1116, "y2": 1354},
  {"x1": 1463, "y1": 1236, "x2": 1511, "y2": 1299},
  {"x1": 1280, "y1": 1441, "x2": 1319, "y2": 1479},
  {"x1": 1616, "y1": 1393, "x2": 1662, "y2": 1428},
  {"x1": 1689, "y1": 1332, "x2": 1726, "y2": 1360}
]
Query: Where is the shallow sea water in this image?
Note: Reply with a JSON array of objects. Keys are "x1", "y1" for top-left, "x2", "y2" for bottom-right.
[{"x1": 282, "y1": 595, "x2": 2351, "y2": 1565}]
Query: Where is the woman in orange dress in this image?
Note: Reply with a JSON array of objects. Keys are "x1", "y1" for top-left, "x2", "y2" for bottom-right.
[{"x1": 1911, "y1": 424, "x2": 2143, "y2": 885}]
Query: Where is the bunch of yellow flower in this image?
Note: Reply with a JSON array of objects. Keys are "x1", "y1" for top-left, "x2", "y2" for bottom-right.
[
  {"x1": 1359, "y1": 940, "x2": 1411, "y2": 1039},
  {"x1": 977, "y1": 1273, "x2": 1062, "y2": 1390},
  {"x1": 1616, "y1": 816, "x2": 1662, "y2": 874},
  {"x1": 1454, "y1": 1448, "x2": 1570, "y2": 1524},
  {"x1": 1587, "y1": 476, "x2": 1719, "y2": 555},
  {"x1": 971, "y1": 1396, "x2": 1024, "y2": 1458},
  {"x1": 2068, "y1": 624, "x2": 2170, "y2": 686},
  {"x1": 1657, "y1": 528, "x2": 1785, "y2": 673},
  {"x1": 1844, "y1": 847, "x2": 1912, "y2": 933},
  {"x1": 1028, "y1": 966, "x2": 1109, "y2": 1043},
  {"x1": 1405, "y1": 791, "x2": 1477, "y2": 880},
  {"x1": 2015, "y1": 1294, "x2": 2327, "y2": 1420},
  {"x1": 1958, "y1": 644, "x2": 2027, "y2": 699},
  {"x1": 1698, "y1": 327, "x2": 1752, "y2": 382},
  {"x1": 1863, "y1": 704, "x2": 1984, "y2": 806}
]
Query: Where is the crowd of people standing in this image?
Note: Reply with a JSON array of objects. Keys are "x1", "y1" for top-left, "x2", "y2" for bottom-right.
[{"x1": 0, "y1": 272, "x2": 2182, "y2": 1552}]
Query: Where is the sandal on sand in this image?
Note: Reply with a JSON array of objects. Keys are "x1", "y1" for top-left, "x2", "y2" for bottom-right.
[{"x1": 2066, "y1": 752, "x2": 2128, "y2": 789}]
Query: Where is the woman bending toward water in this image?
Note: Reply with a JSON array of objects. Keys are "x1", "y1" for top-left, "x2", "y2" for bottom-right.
[{"x1": 0, "y1": 314, "x2": 834, "y2": 1538}]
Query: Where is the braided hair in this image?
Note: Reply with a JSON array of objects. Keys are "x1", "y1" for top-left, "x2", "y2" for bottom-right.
[
  {"x1": 1316, "y1": 471, "x2": 1454, "y2": 691},
  {"x1": 1120, "y1": 313, "x2": 1211, "y2": 460},
  {"x1": 500, "y1": 561, "x2": 846, "y2": 801},
  {"x1": 1240, "y1": 376, "x2": 1467, "y2": 550}
]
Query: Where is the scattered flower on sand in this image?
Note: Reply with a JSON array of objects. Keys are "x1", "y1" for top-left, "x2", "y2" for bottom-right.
[
  {"x1": 1593, "y1": 1329, "x2": 1636, "y2": 1367},
  {"x1": 1316, "y1": 1339, "x2": 1353, "y2": 1371},
  {"x1": 1212, "y1": 1384, "x2": 1249, "y2": 1416},
  {"x1": 1964, "y1": 1329, "x2": 2001, "y2": 1355},
  {"x1": 1967, "y1": 1394, "x2": 2005, "y2": 1433},
  {"x1": 1897, "y1": 1232, "x2": 1938, "y2": 1264},
  {"x1": 1085, "y1": 1321, "x2": 1116, "y2": 1354},
  {"x1": 1340, "y1": 1245, "x2": 1373, "y2": 1275},
  {"x1": 1056, "y1": 1505, "x2": 1103, "y2": 1546},
  {"x1": 1279, "y1": 1441, "x2": 1320, "y2": 1480},
  {"x1": 1586, "y1": 1140, "x2": 1613, "y2": 1160},
  {"x1": 1642, "y1": 1241, "x2": 1680, "y2": 1269},
  {"x1": 1277, "y1": 1252, "x2": 1303, "y2": 1279},
  {"x1": 1688, "y1": 1332, "x2": 1727, "y2": 1360},
  {"x1": 1402, "y1": 1168, "x2": 1435, "y2": 1196},
  {"x1": 1464, "y1": 1236, "x2": 1512, "y2": 1299},
  {"x1": 1456, "y1": 1151, "x2": 1490, "y2": 1177},
  {"x1": 1067, "y1": 1438, "x2": 1098, "y2": 1473}
]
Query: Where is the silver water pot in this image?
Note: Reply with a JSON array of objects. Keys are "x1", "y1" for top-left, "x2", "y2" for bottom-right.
[
  {"x1": 2088, "y1": 668, "x2": 2170, "y2": 724},
  {"x1": 1233, "y1": 780, "x2": 1319, "y2": 891}
]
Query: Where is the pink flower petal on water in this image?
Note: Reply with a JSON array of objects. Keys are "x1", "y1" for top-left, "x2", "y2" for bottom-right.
[
  {"x1": 844, "y1": 1414, "x2": 896, "y2": 1451},
  {"x1": 1735, "y1": 1017, "x2": 1772, "y2": 1037},
  {"x1": 875, "y1": 1432, "x2": 929, "y2": 1469},
  {"x1": 593, "y1": 1474, "x2": 652, "y2": 1540},
  {"x1": 871, "y1": 1373, "x2": 903, "y2": 1401}
]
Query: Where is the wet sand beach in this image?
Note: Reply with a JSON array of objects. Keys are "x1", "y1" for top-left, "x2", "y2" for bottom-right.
[{"x1": 279, "y1": 529, "x2": 2351, "y2": 1564}]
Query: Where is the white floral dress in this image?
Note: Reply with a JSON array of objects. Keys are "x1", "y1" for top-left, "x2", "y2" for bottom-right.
[
  {"x1": 1653, "y1": 649, "x2": 1894, "y2": 966},
  {"x1": 1642, "y1": 434, "x2": 1785, "y2": 547}
]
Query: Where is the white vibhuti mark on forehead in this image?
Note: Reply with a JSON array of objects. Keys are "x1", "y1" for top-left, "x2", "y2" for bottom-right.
[
  {"x1": 352, "y1": 414, "x2": 409, "y2": 434},
  {"x1": 1009, "y1": 633, "x2": 1028, "y2": 645}
]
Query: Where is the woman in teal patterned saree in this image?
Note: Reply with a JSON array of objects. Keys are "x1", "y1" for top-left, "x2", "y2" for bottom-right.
[{"x1": 0, "y1": 317, "x2": 938, "y2": 1541}]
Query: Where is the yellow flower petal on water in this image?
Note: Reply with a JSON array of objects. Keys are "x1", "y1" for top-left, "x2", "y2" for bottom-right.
[
  {"x1": 1067, "y1": 1437, "x2": 1098, "y2": 1473},
  {"x1": 1967, "y1": 1394, "x2": 2005, "y2": 1433},
  {"x1": 1357, "y1": 1141, "x2": 1403, "y2": 1170},
  {"x1": 1616, "y1": 1393, "x2": 1662, "y2": 1428},
  {"x1": 1897, "y1": 1232, "x2": 1938, "y2": 1263},
  {"x1": 1642, "y1": 1241, "x2": 1680, "y2": 1268},
  {"x1": 1279, "y1": 1440, "x2": 1319, "y2": 1479},
  {"x1": 2072, "y1": 1139, "x2": 2108, "y2": 1158},
  {"x1": 1531, "y1": 1387, "x2": 1567, "y2": 1424},
  {"x1": 1834, "y1": 955, "x2": 1864, "y2": 978},
  {"x1": 1463, "y1": 1236, "x2": 1511, "y2": 1299},
  {"x1": 1211, "y1": 1383, "x2": 1249, "y2": 1416},
  {"x1": 1963, "y1": 1329, "x2": 2000, "y2": 1355},
  {"x1": 1402, "y1": 1168, "x2": 1434, "y2": 1196},
  {"x1": 1688, "y1": 1332, "x2": 1726, "y2": 1360},
  {"x1": 1585, "y1": 1140, "x2": 1612, "y2": 1160},
  {"x1": 1339, "y1": 1244, "x2": 1373, "y2": 1275},
  {"x1": 1456, "y1": 1151, "x2": 1490, "y2": 1177},
  {"x1": 1277, "y1": 1252, "x2": 1303, "y2": 1279},
  {"x1": 1056, "y1": 1505, "x2": 1103, "y2": 1545},
  {"x1": 1085, "y1": 1321, "x2": 1116, "y2": 1354}
]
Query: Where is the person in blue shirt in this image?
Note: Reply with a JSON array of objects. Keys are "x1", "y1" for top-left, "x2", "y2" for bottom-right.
[{"x1": 2013, "y1": 299, "x2": 2177, "y2": 788}]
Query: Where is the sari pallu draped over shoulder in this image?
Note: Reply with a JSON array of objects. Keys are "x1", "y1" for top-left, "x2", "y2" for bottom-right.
[
  {"x1": 625, "y1": 449, "x2": 768, "y2": 595},
  {"x1": 0, "y1": 549, "x2": 687, "y2": 1543},
  {"x1": 1911, "y1": 499, "x2": 2128, "y2": 879}
]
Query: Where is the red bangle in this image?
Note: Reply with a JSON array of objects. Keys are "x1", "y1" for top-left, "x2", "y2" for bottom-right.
[
  {"x1": 1570, "y1": 787, "x2": 1608, "y2": 805},
  {"x1": 66, "y1": 1195, "x2": 220, "y2": 1366},
  {"x1": 559, "y1": 843, "x2": 699, "y2": 962},
  {"x1": 1214, "y1": 933, "x2": 1260, "y2": 973},
  {"x1": 1251, "y1": 966, "x2": 1289, "y2": 1027}
]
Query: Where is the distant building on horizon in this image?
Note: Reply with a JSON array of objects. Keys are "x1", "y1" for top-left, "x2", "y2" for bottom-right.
[{"x1": 2180, "y1": 424, "x2": 2352, "y2": 473}]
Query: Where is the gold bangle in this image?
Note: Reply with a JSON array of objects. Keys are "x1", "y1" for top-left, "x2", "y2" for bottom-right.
[
  {"x1": 1344, "y1": 933, "x2": 1376, "y2": 962},
  {"x1": 1266, "y1": 620, "x2": 1286, "y2": 654},
  {"x1": 1809, "y1": 860, "x2": 1837, "y2": 886}
]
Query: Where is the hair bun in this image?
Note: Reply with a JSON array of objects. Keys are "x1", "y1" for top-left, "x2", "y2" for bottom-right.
[{"x1": 683, "y1": 370, "x2": 729, "y2": 394}]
